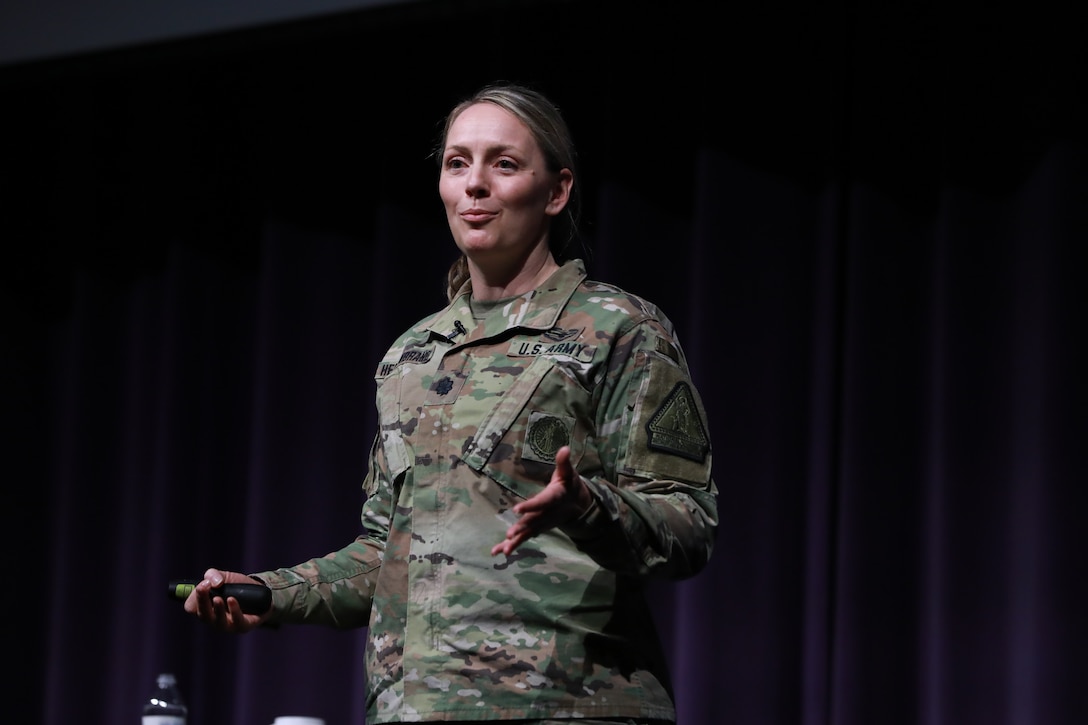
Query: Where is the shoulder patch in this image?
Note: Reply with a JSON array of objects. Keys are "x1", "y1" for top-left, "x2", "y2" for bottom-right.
[{"x1": 645, "y1": 381, "x2": 710, "y2": 463}]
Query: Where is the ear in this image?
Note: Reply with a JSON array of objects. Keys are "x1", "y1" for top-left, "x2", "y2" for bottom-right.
[{"x1": 545, "y1": 168, "x2": 574, "y2": 216}]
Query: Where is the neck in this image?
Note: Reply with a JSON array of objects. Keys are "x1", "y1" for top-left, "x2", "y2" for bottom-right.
[{"x1": 468, "y1": 246, "x2": 560, "y2": 301}]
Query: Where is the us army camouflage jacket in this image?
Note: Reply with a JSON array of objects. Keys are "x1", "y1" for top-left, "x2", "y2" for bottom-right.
[{"x1": 253, "y1": 258, "x2": 718, "y2": 723}]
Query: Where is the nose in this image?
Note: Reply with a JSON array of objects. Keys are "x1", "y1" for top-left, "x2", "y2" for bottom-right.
[{"x1": 465, "y1": 165, "x2": 488, "y2": 198}]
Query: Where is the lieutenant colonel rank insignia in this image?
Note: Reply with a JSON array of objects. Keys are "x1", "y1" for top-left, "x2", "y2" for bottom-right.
[{"x1": 646, "y1": 381, "x2": 710, "y2": 462}]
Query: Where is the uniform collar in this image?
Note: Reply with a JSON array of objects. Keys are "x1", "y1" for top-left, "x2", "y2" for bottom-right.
[{"x1": 427, "y1": 259, "x2": 587, "y2": 341}]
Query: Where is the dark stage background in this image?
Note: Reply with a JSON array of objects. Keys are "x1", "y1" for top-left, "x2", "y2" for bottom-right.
[{"x1": 3, "y1": 1, "x2": 1086, "y2": 723}]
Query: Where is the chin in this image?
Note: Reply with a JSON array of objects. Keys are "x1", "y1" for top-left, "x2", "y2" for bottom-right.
[{"x1": 458, "y1": 235, "x2": 500, "y2": 255}]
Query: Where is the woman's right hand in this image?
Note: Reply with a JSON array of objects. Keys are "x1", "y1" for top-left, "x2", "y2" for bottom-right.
[{"x1": 183, "y1": 567, "x2": 270, "y2": 633}]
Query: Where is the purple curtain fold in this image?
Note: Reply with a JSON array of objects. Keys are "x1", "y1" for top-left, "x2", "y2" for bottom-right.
[{"x1": 4, "y1": 2, "x2": 1085, "y2": 724}]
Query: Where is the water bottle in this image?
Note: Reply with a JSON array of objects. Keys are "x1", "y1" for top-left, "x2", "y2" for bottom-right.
[{"x1": 142, "y1": 672, "x2": 187, "y2": 724}]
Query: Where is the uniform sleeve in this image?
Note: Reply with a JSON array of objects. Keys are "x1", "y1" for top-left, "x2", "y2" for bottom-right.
[
  {"x1": 251, "y1": 435, "x2": 390, "y2": 628},
  {"x1": 560, "y1": 316, "x2": 719, "y2": 580}
]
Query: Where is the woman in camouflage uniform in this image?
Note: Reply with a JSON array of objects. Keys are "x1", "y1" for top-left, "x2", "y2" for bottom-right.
[{"x1": 187, "y1": 82, "x2": 719, "y2": 725}]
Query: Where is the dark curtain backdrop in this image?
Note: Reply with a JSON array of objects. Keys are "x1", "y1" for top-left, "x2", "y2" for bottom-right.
[{"x1": 3, "y1": 1, "x2": 1085, "y2": 724}]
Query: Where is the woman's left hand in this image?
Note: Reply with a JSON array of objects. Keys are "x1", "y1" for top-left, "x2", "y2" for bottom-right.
[{"x1": 490, "y1": 445, "x2": 593, "y2": 556}]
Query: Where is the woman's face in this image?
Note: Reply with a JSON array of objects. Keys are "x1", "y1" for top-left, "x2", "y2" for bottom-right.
[{"x1": 439, "y1": 102, "x2": 570, "y2": 267}]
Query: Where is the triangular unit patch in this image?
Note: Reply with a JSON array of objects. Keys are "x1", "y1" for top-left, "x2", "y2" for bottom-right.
[{"x1": 645, "y1": 381, "x2": 710, "y2": 463}]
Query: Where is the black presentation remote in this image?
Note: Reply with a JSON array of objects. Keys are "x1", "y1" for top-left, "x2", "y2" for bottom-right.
[{"x1": 167, "y1": 579, "x2": 272, "y2": 614}]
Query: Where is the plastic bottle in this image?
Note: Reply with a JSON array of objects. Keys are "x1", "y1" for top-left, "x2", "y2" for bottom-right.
[{"x1": 142, "y1": 672, "x2": 187, "y2": 724}]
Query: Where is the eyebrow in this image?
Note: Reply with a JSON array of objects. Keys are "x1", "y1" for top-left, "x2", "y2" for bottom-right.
[{"x1": 444, "y1": 142, "x2": 522, "y2": 157}]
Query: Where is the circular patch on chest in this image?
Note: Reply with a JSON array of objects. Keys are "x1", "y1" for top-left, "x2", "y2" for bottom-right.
[{"x1": 527, "y1": 414, "x2": 571, "y2": 462}]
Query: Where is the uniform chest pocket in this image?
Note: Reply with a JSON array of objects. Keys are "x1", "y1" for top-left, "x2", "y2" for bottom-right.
[
  {"x1": 459, "y1": 355, "x2": 555, "y2": 470},
  {"x1": 460, "y1": 356, "x2": 591, "y2": 501}
]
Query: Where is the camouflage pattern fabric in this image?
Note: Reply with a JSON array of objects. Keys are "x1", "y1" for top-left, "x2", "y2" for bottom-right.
[{"x1": 253, "y1": 259, "x2": 718, "y2": 723}]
